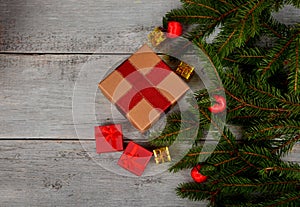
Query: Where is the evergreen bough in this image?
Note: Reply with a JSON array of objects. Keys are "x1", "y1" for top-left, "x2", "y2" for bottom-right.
[{"x1": 151, "y1": 1, "x2": 300, "y2": 206}]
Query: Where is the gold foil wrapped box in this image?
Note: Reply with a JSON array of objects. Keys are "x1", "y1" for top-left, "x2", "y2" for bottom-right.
[
  {"x1": 148, "y1": 27, "x2": 166, "y2": 47},
  {"x1": 153, "y1": 147, "x2": 171, "y2": 164},
  {"x1": 175, "y1": 61, "x2": 195, "y2": 80}
]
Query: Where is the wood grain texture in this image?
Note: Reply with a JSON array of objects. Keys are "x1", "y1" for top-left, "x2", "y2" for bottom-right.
[
  {"x1": 0, "y1": 54, "x2": 204, "y2": 139},
  {"x1": 282, "y1": 143, "x2": 300, "y2": 163},
  {"x1": 0, "y1": 2, "x2": 299, "y2": 53},
  {"x1": 0, "y1": 0, "x2": 181, "y2": 53},
  {"x1": 272, "y1": 5, "x2": 300, "y2": 25},
  {"x1": 0, "y1": 1, "x2": 299, "y2": 206},
  {"x1": 0, "y1": 54, "x2": 117, "y2": 138},
  {"x1": 0, "y1": 141, "x2": 299, "y2": 207},
  {"x1": 0, "y1": 140, "x2": 207, "y2": 207}
]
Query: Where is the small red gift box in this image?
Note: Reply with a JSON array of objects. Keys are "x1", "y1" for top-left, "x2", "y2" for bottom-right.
[
  {"x1": 98, "y1": 44, "x2": 189, "y2": 132},
  {"x1": 94, "y1": 124, "x2": 123, "y2": 153},
  {"x1": 118, "y1": 141, "x2": 153, "y2": 176}
]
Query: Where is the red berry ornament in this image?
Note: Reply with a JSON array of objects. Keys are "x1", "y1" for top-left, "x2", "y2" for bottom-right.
[
  {"x1": 191, "y1": 164, "x2": 207, "y2": 183},
  {"x1": 167, "y1": 21, "x2": 182, "y2": 38},
  {"x1": 208, "y1": 95, "x2": 226, "y2": 113}
]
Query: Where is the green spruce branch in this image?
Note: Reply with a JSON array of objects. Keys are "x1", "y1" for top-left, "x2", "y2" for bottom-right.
[{"x1": 151, "y1": 0, "x2": 300, "y2": 206}]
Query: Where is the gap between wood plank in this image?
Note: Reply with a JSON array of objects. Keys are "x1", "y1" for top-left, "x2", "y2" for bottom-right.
[
  {"x1": 0, "y1": 52, "x2": 133, "y2": 55},
  {"x1": 0, "y1": 52, "x2": 183, "y2": 56},
  {"x1": 0, "y1": 138, "x2": 87, "y2": 141}
]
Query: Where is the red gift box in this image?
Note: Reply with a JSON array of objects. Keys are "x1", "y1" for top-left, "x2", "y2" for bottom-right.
[
  {"x1": 98, "y1": 44, "x2": 189, "y2": 132},
  {"x1": 118, "y1": 141, "x2": 153, "y2": 176},
  {"x1": 94, "y1": 124, "x2": 123, "y2": 153}
]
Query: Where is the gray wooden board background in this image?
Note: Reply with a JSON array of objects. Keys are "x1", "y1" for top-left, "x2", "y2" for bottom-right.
[{"x1": 0, "y1": 1, "x2": 299, "y2": 206}]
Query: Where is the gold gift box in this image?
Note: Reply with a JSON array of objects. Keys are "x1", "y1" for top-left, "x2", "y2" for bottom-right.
[
  {"x1": 153, "y1": 147, "x2": 171, "y2": 164},
  {"x1": 175, "y1": 62, "x2": 195, "y2": 81},
  {"x1": 148, "y1": 27, "x2": 166, "y2": 47}
]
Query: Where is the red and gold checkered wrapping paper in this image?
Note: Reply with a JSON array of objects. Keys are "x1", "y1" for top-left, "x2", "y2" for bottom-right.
[{"x1": 98, "y1": 44, "x2": 189, "y2": 132}]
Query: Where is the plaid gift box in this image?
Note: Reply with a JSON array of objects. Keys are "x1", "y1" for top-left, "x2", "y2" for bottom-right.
[
  {"x1": 98, "y1": 44, "x2": 189, "y2": 132},
  {"x1": 94, "y1": 124, "x2": 123, "y2": 153},
  {"x1": 118, "y1": 141, "x2": 153, "y2": 176}
]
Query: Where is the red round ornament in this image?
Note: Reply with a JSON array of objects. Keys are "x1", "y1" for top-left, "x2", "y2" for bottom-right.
[
  {"x1": 167, "y1": 21, "x2": 182, "y2": 38},
  {"x1": 208, "y1": 95, "x2": 226, "y2": 113},
  {"x1": 191, "y1": 164, "x2": 207, "y2": 183}
]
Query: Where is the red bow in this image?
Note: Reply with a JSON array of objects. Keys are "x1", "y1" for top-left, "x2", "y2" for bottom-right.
[
  {"x1": 101, "y1": 126, "x2": 122, "y2": 149},
  {"x1": 126, "y1": 144, "x2": 139, "y2": 157},
  {"x1": 120, "y1": 144, "x2": 144, "y2": 174}
]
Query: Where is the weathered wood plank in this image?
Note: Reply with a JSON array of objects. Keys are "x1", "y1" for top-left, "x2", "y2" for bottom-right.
[
  {"x1": 0, "y1": 0, "x2": 180, "y2": 53},
  {"x1": 272, "y1": 5, "x2": 300, "y2": 25},
  {"x1": 1, "y1": 54, "x2": 299, "y2": 144},
  {"x1": 0, "y1": 54, "x2": 204, "y2": 139},
  {"x1": 282, "y1": 144, "x2": 300, "y2": 163},
  {"x1": 0, "y1": 54, "x2": 127, "y2": 138},
  {"x1": 0, "y1": 2, "x2": 298, "y2": 207},
  {"x1": 0, "y1": 2, "x2": 299, "y2": 53},
  {"x1": 0, "y1": 140, "x2": 206, "y2": 207},
  {"x1": 0, "y1": 141, "x2": 299, "y2": 206}
]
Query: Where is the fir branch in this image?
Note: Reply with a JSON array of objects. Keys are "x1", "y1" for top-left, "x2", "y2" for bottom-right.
[
  {"x1": 287, "y1": 33, "x2": 300, "y2": 94},
  {"x1": 213, "y1": 156, "x2": 239, "y2": 166},
  {"x1": 158, "y1": 1, "x2": 300, "y2": 206},
  {"x1": 263, "y1": 192, "x2": 300, "y2": 207},
  {"x1": 225, "y1": 89, "x2": 290, "y2": 112},
  {"x1": 240, "y1": 55, "x2": 264, "y2": 58},
  {"x1": 272, "y1": 134, "x2": 300, "y2": 154},
  {"x1": 150, "y1": 126, "x2": 196, "y2": 146},
  {"x1": 294, "y1": 39, "x2": 299, "y2": 91},
  {"x1": 217, "y1": 29, "x2": 237, "y2": 53},
  {"x1": 260, "y1": 31, "x2": 300, "y2": 75},
  {"x1": 187, "y1": 150, "x2": 233, "y2": 157},
  {"x1": 213, "y1": 0, "x2": 270, "y2": 57},
  {"x1": 239, "y1": 155, "x2": 261, "y2": 169},
  {"x1": 227, "y1": 104, "x2": 244, "y2": 113},
  {"x1": 217, "y1": 0, "x2": 234, "y2": 8},
  {"x1": 182, "y1": 0, "x2": 221, "y2": 14},
  {"x1": 245, "y1": 120, "x2": 300, "y2": 137},
  {"x1": 223, "y1": 57, "x2": 237, "y2": 62},
  {"x1": 199, "y1": 108, "x2": 236, "y2": 149},
  {"x1": 248, "y1": 84, "x2": 300, "y2": 106},
  {"x1": 240, "y1": 151, "x2": 272, "y2": 161},
  {"x1": 169, "y1": 147, "x2": 233, "y2": 172},
  {"x1": 192, "y1": 39, "x2": 224, "y2": 85},
  {"x1": 261, "y1": 22, "x2": 284, "y2": 38},
  {"x1": 263, "y1": 166, "x2": 300, "y2": 173},
  {"x1": 176, "y1": 182, "x2": 213, "y2": 201},
  {"x1": 211, "y1": 165, "x2": 251, "y2": 185},
  {"x1": 222, "y1": 180, "x2": 299, "y2": 188},
  {"x1": 172, "y1": 15, "x2": 217, "y2": 20},
  {"x1": 237, "y1": 0, "x2": 265, "y2": 39},
  {"x1": 290, "y1": 0, "x2": 300, "y2": 8},
  {"x1": 216, "y1": 2, "x2": 249, "y2": 22}
]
